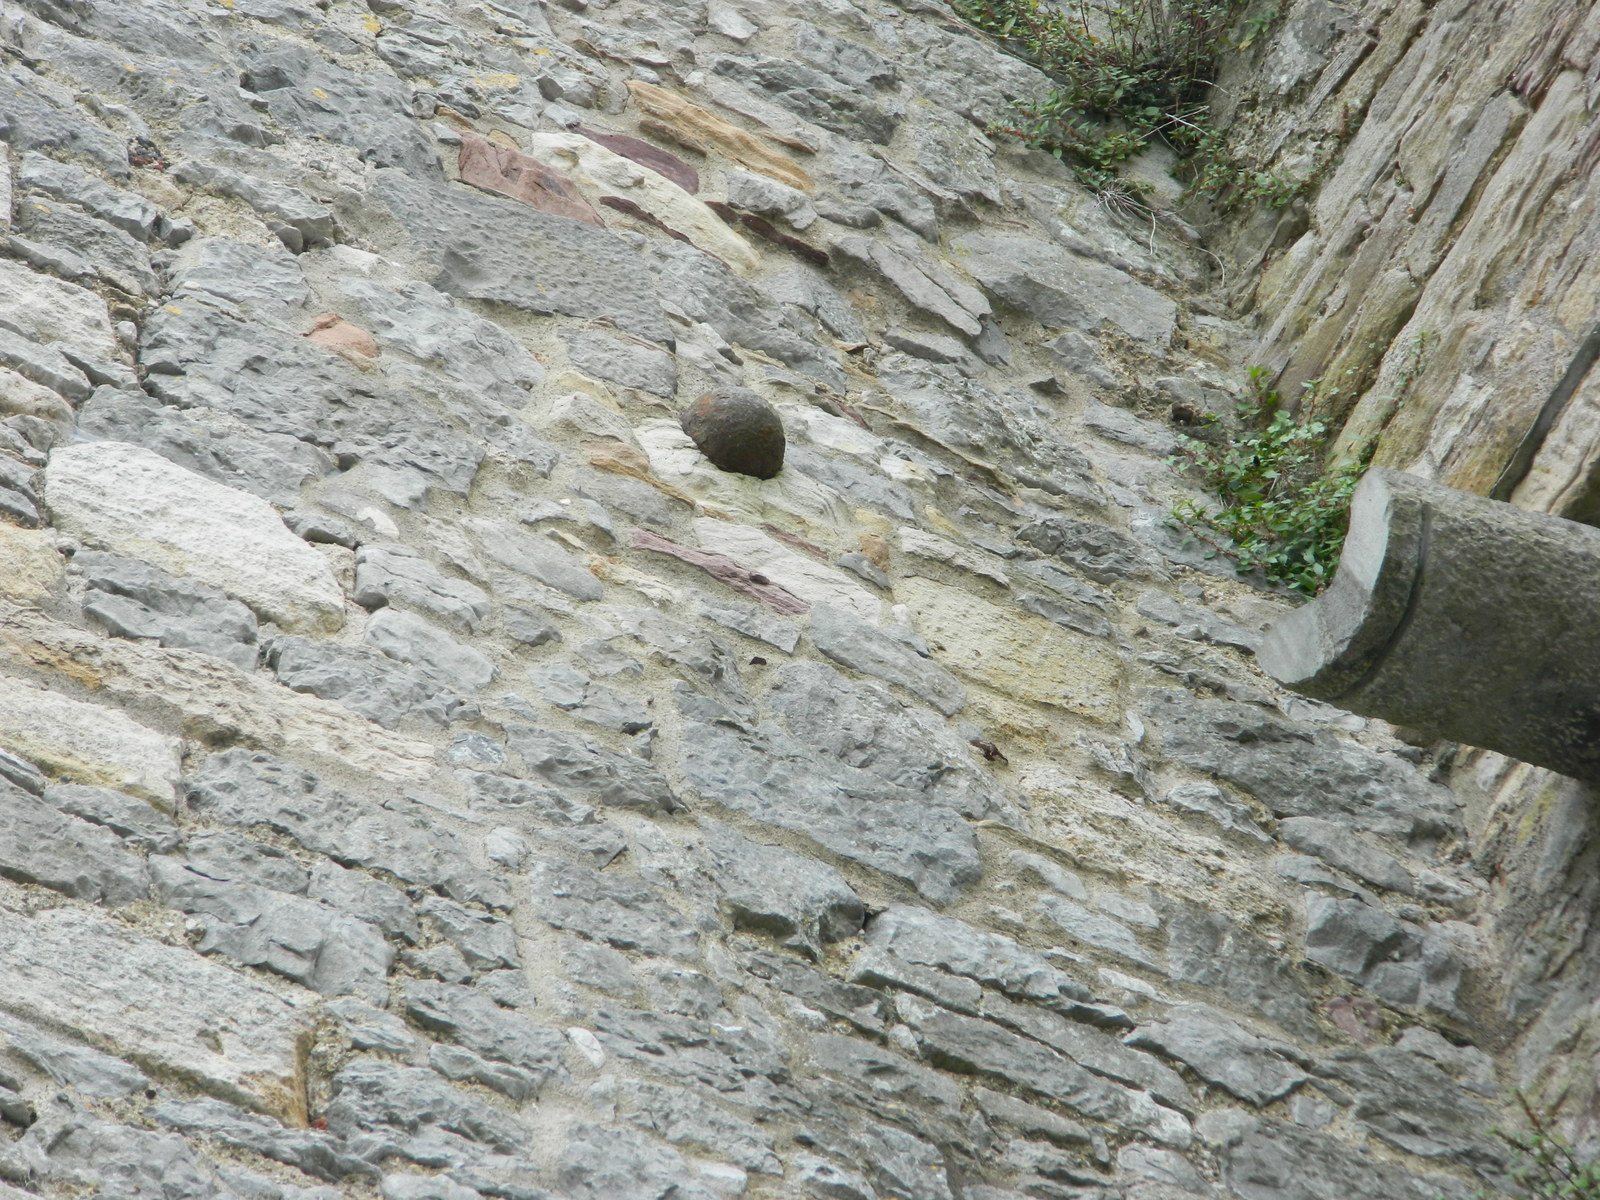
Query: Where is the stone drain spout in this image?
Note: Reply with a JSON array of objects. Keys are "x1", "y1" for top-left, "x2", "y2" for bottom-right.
[{"x1": 1258, "y1": 467, "x2": 1600, "y2": 781}]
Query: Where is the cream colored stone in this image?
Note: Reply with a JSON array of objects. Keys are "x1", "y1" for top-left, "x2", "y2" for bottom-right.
[
  {"x1": 548, "y1": 391, "x2": 641, "y2": 447},
  {"x1": 692, "y1": 517, "x2": 881, "y2": 621},
  {"x1": 0, "y1": 676, "x2": 181, "y2": 801},
  {"x1": 640, "y1": 420, "x2": 855, "y2": 538},
  {"x1": 781, "y1": 404, "x2": 882, "y2": 460},
  {"x1": 898, "y1": 527, "x2": 1011, "y2": 587},
  {"x1": 895, "y1": 576, "x2": 1120, "y2": 724},
  {"x1": 0, "y1": 257, "x2": 119, "y2": 362},
  {"x1": 0, "y1": 888, "x2": 314, "y2": 1125},
  {"x1": 0, "y1": 366, "x2": 74, "y2": 425},
  {"x1": 0, "y1": 601, "x2": 434, "y2": 784},
  {"x1": 527, "y1": 131, "x2": 759, "y2": 272},
  {"x1": 45, "y1": 442, "x2": 345, "y2": 634},
  {"x1": 0, "y1": 523, "x2": 64, "y2": 600}
]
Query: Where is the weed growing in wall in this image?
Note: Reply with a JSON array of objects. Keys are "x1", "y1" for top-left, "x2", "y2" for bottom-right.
[
  {"x1": 1469, "y1": 1094, "x2": 1600, "y2": 1200},
  {"x1": 949, "y1": 0, "x2": 1309, "y2": 205},
  {"x1": 1168, "y1": 367, "x2": 1365, "y2": 596}
]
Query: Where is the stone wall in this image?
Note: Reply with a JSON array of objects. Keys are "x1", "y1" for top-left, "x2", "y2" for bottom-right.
[{"x1": 0, "y1": 0, "x2": 1580, "y2": 1196}]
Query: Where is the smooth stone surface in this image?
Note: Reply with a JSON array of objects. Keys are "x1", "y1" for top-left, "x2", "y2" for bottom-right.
[
  {"x1": 1126, "y1": 1007, "x2": 1309, "y2": 1107},
  {"x1": 46, "y1": 442, "x2": 345, "y2": 634},
  {"x1": 0, "y1": 679, "x2": 181, "y2": 802},
  {"x1": 376, "y1": 170, "x2": 672, "y2": 344},
  {"x1": 0, "y1": 893, "x2": 314, "y2": 1124},
  {"x1": 809, "y1": 602, "x2": 965, "y2": 716},
  {"x1": 952, "y1": 231, "x2": 1177, "y2": 347}
]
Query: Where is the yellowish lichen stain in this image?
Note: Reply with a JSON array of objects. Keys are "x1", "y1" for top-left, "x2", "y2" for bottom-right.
[
  {"x1": 362, "y1": 13, "x2": 380, "y2": 32},
  {"x1": 163, "y1": 304, "x2": 183, "y2": 315},
  {"x1": 311, "y1": 86, "x2": 329, "y2": 100},
  {"x1": 471, "y1": 73, "x2": 521, "y2": 89},
  {"x1": 895, "y1": 575, "x2": 1123, "y2": 725}
]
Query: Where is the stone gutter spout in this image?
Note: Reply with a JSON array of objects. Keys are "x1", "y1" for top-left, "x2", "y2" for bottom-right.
[{"x1": 1258, "y1": 467, "x2": 1600, "y2": 780}]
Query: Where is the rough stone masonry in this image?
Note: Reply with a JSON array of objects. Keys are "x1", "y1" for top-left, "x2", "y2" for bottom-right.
[{"x1": 0, "y1": 0, "x2": 1568, "y2": 1197}]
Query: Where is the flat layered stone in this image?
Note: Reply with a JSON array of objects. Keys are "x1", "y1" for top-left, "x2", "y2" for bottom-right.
[
  {"x1": 0, "y1": 678, "x2": 180, "y2": 802},
  {"x1": 45, "y1": 442, "x2": 344, "y2": 635},
  {"x1": 809, "y1": 603, "x2": 965, "y2": 715},
  {"x1": 458, "y1": 130, "x2": 603, "y2": 225},
  {"x1": 626, "y1": 81, "x2": 811, "y2": 191},
  {"x1": 376, "y1": 170, "x2": 671, "y2": 344},
  {"x1": 0, "y1": 602, "x2": 434, "y2": 785},
  {"x1": 0, "y1": 892, "x2": 313, "y2": 1124},
  {"x1": 895, "y1": 576, "x2": 1120, "y2": 723},
  {"x1": 952, "y1": 232, "x2": 1177, "y2": 347},
  {"x1": 694, "y1": 519, "x2": 880, "y2": 621}
]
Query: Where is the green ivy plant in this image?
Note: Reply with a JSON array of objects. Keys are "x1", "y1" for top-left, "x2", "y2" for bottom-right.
[{"x1": 1167, "y1": 367, "x2": 1365, "y2": 596}]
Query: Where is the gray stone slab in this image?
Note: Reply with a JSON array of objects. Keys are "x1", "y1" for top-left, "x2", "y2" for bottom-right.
[
  {"x1": 505, "y1": 724, "x2": 680, "y2": 814},
  {"x1": 677, "y1": 699, "x2": 981, "y2": 904},
  {"x1": 952, "y1": 231, "x2": 1177, "y2": 347},
  {"x1": 0, "y1": 781, "x2": 148, "y2": 906},
  {"x1": 1303, "y1": 894, "x2": 1468, "y2": 1014},
  {"x1": 865, "y1": 906, "x2": 1092, "y2": 1010},
  {"x1": 528, "y1": 859, "x2": 699, "y2": 959},
  {"x1": 337, "y1": 279, "x2": 546, "y2": 407},
  {"x1": 1125, "y1": 1006, "x2": 1307, "y2": 1107},
  {"x1": 1143, "y1": 690, "x2": 1461, "y2": 846},
  {"x1": 377, "y1": 171, "x2": 670, "y2": 343},
  {"x1": 401, "y1": 979, "x2": 562, "y2": 1092},
  {"x1": 1278, "y1": 816, "x2": 1414, "y2": 893},
  {"x1": 1162, "y1": 900, "x2": 1318, "y2": 1039},
  {"x1": 149, "y1": 856, "x2": 393, "y2": 1003},
  {"x1": 153, "y1": 1097, "x2": 379, "y2": 1183},
  {"x1": 563, "y1": 327, "x2": 678, "y2": 397},
  {"x1": 186, "y1": 751, "x2": 510, "y2": 910},
  {"x1": 418, "y1": 895, "x2": 521, "y2": 969},
  {"x1": 78, "y1": 550, "x2": 259, "y2": 671},
  {"x1": 1039, "y1": 894, "x2": 1161, "y2": 970},
  {"x1": 16, "y1": 151, "x2": 159, "y2": 239},
  {"x1": 1224, "y1": 1119, "x2": 1473, "y2": 1200},
  {"x1": 699, "y1": 820, "x2": 865, "y2": 956},
  {"x1": 355, "y1": 543, "x2": 491, "y2": 633},
  {"x1": 267, "y1": 636, "x2": 460, "y2": 728},
  {"x1": 0, "y1": 898, "x2": 315, "y2": 1123},
  {"x1": 326, "y1": 1061, "x2": 526, "y2": 1152},
  {"x1": 239, "y1": 43, "x2": 437, "y2": 174},
  {"x1": 529, "y1": 665, "x2": 652, "y2": 734},
  {"x1": 893, "y1": 994, "x2": 1189, "y2": 1146},
  {"x1": 557, "y1": 1123, "x2": 721, "y2": 1200},
  {"x1": 809, "y1": 603, "x2": 965, "y2": 715},
  {"x1": 365, "y1": 607, "x2": 496, "y2": 692},
  {"x1": 77, "y1": 387, "x2": 336, "y2": 509}
]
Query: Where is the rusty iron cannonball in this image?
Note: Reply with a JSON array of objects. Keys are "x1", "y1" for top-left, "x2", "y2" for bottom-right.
[{"x1": 679, "y1": 388, "x2": 786, "y2": 480}]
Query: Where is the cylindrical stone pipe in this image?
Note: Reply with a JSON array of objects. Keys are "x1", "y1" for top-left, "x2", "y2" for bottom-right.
[{"x1": 1257, "y1": 467, "x2": 1600, "y2": 781}]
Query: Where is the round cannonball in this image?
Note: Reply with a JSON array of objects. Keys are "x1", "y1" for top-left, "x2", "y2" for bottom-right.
[{"x1": 679, "y1": 388, "x2": 785, "y2": 480}]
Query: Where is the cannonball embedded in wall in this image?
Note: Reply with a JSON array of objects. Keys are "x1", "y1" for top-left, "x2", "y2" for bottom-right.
[{"x1": 679, "y1": 388, "x2": 785, "y2": 480}]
